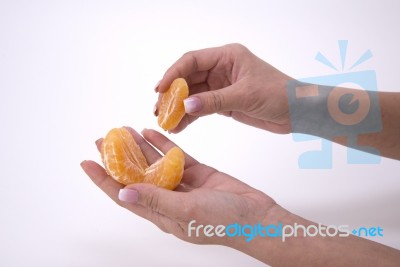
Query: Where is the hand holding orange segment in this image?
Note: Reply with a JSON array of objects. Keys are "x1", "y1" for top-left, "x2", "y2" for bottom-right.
[
  {"x1": 157, "y1": 78, "x2": 189, "y2": 130},
  {"x1": 101, "y1": 127, "x2": 184, "y2": 190}
]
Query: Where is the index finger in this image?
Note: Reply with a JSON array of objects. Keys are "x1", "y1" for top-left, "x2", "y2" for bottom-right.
[{"x1": 157, "y1": 46, "x2": 223, "y2": 93}]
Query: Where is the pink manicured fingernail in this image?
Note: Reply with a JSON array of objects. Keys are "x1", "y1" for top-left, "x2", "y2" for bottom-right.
[
  {"x1": 154, "y1": 80, "x2": 161, "y2": 92},
  {"x1": 119, "y1": 188, "x2": 139, "y2": 203},
  {"x1": 184, "y1": 97, "x2": 202, "y2": 113}
]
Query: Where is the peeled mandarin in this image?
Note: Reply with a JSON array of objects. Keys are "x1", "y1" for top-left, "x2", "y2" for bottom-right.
[
  {"x1": 101, "y1": 128, "x2": 148, "y2": 185},
  {"x1": 143, "y1": 146, "x2": 185, "y2": 190},
  {"x1": 158, "y1": 78, "x2": 189, "y2": 130},
  {"x1": 101, "y1": 127, "x2": 185, "y2": 190}
]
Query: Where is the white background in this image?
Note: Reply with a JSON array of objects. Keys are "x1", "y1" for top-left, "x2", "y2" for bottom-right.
[{"x1": 1, "y1": 0, "x2": 399, "y2": 266}]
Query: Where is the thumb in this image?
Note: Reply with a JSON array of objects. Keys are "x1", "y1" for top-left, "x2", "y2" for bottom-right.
[
  {"x1": 184, "y1": 84, "x2": 242, "y2": 116},
  {"x1": 119, "y1": 183, "x2": 187, "y2": 220}
]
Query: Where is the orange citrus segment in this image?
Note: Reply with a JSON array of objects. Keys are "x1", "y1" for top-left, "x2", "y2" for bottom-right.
[
  {"x1": 101, "y1": 127, "x2": 185, "y2": 190},
  {"x1": 101, "y1": 128, "x2": 148, "y2": 185},
  {"x1": 158, "y1": 78, "x2": 189, "y2": 130},
  {"x1": 143, "y1": 147, "x2": 185, "y2": 190}
]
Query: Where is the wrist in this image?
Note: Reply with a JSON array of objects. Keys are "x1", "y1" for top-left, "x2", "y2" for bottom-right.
[
  {"x1": 231, "y1": 205, "x2": 400, "y2": 267},
  {"x1": 286, "y1": 80, "x2": 382, "y2": 141},
  {"x1": 286, "y1": 80, "x2": 332, "y2": 137},
  {"x1": 228, "y1": 204, "x2": 298, "y2": 265}
]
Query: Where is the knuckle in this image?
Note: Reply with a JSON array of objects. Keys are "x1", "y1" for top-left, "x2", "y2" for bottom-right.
[
  {"x1": 225, "y1": 43, "x2": 247, "y2": 52},
  {"x1": 182, "y1": 50, "x2": 194, "y2": 58},
  {"x1": 161, "y1": 141, "x2": 175, "y2": 154},
  {"x1": 145, "y1": 188, "x2": 161, "y2": 212},
  {"x1": 182, "y1": 51, "x2": 199, "y2": 72},
  {"x1": 209, "y1": 91, "x2": 224, "y2": 112}
]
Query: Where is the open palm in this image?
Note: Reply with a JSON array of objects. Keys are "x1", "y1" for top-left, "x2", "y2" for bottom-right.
[{"x1": 81, "y1": 127, "x2": 280, "y2": 246}]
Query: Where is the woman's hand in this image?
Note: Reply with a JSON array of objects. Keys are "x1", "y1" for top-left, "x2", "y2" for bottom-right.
[
  {"x1": 80, "y1": 127, "x2": 284, "y2": 247},
  {"x1": 81, "y1": 127, "x2": 400, "y2": 266},
  {"x1": 154, "y1": 43, "x2": 292, "y2": 134}
]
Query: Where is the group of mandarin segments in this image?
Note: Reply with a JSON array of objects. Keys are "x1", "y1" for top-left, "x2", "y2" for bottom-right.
[{"x1": 101, "y1": 78, "x2": 189, "y2": 190}]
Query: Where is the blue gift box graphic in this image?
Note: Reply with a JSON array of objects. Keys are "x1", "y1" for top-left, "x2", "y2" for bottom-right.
[{"x1": 287, "y1": 41, "x2": 382, "y2": 169}]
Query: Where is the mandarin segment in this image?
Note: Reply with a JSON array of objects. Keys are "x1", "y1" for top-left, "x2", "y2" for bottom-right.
[
  {"x1": 143, "y1": 147, "x2": 185, "y2": 190},
  {"x1": 101, "y1": 128, "x2": 148, "y2": 185},
  {"x1": 158, "y1": 78, "x2": 189, "y2": 130},
  {"x1": 101, "y1": 127, "x2": 185, "y2": 190}
]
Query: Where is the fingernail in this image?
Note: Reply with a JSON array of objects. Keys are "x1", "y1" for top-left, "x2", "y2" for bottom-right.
[
  {"x1": 184, "y1": 97, "x2": 202, "y2": 113},
  {"x1": 119, "y1": 188, "x2": 139, "y2": 203},
  {"x1": 154, "y1": 80, "x2": 161, "y2": 92},
  {"x1": 153, "y1": 103, "x2": 158, "y2": 116}
]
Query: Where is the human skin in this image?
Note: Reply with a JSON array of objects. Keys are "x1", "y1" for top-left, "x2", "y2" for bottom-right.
[
  {"x1": 81, "y1": 127, "x2": 400, "y2": 266},
  {"x1": 154, "y1": 43, "x2": 400, "y2": 160},
  {"x1": 81, "y1": 43, "x2": 400, "y2": 266}
]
